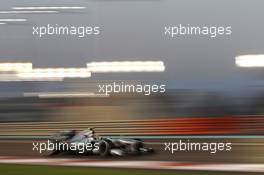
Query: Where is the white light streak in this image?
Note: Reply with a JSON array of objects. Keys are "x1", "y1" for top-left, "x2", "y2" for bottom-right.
[
  {"x1": 0, "y1": 11, "x2": 58, "y2": 14},
  {"x1": 0, "y1": 19, "x2": 27, "y2": 22},
  {"x1": 17, "y1": 68, "x2": 91, "y2": 79},
  {"x1": 24, "y1": 92, "x2": 109, "y2": 98},
  {"x1": 87, "y1": 61, "x2": 165, "y2": 73},
  {"x1": 0, "y1": 63, "x2": 32, "y2": 72},
  {"x1": 13, "y1": 6, "x2": 86, "y2": 10},
  {"x1": 235, "y1": 55, "x2": 264, "y2": 67}
]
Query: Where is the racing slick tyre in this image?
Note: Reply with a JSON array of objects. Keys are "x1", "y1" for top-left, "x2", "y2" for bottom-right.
[
  {"x1": 130, "y1": 142, "x2": 142, "y2": 154},
  {"x1": 98, "y1": 140, "x2": 112, "y2": 156}
]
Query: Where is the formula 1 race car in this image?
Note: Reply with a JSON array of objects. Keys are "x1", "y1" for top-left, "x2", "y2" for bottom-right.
[{"x1": 49, "y1": 128, "x2": 154, "y2": 157}]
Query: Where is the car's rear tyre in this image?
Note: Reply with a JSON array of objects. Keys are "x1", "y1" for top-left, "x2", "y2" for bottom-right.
[
  {"x1": 98, "y1": 140, "x2": 111, "y2": 156},
  {"x1": 49, "y1": 150, "x2": 61, "y2": 156},
  {"x1": 130, "y1": 142, "x2": 142, "y2": 154}
]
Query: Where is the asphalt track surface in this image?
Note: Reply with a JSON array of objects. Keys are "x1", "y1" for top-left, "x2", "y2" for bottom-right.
[
  {"x1": 0, "y1": 138, "x2": 263, "y2": 174},
  {"x1": 0, "y1": 138, "x2": 264, "y2": 163},
  {"x1": 0, "y1": 156, "x2": 264, "y2": 173}
]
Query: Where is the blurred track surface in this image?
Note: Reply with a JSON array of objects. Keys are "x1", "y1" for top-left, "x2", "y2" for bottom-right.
[
  {"x1": 0, "y1": 138, "x2": 264, "y2": 163},
  {"x1": 0, "y1": 156, "x2": 264, "y2": 173}
]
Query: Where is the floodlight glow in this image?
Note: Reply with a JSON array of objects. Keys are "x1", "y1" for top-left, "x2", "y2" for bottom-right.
[
  {"x1": 13, "y1": 6, "x2": 86, "y2": 10},
  {"x1": 0, "y1": 11, "x2": 58, "y2": 14},
  {"x1": 0, "y1": 19, "x2": 27, "y2": 22},
  {"x1": 87, "y1": 61, "x2": 165, "y2": 72},
  {"x1": 235, "y1": 55, "x2": 264, "y2": 67},
  {"x1": 18, "y1": 68, "x2": 91, "y2": 79},
  {"x1": 0, "y1": 63, "x2": 32, "y2": 72}
]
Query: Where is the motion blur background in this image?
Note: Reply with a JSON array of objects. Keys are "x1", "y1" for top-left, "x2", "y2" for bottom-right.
[
  {"x1": 0, "y1": 0, "x2": 263, "y2": 135},
  {"x1": 0, "y1": 0, "x2": 264, "y2": 173}
]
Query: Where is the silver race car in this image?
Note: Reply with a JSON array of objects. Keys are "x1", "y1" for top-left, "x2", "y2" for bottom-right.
[{"x1": 49, "y1": 128, "x2": 154, "y2": 156}]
